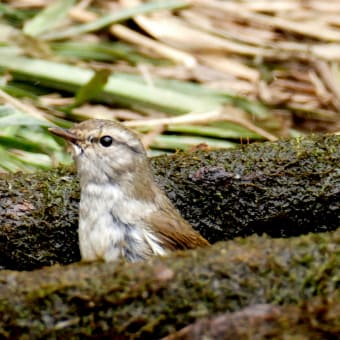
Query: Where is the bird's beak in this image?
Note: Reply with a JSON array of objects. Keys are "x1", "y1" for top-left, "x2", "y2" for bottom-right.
[{"x1": 48, "y1": 127, "x2": 79, "y2": 143}]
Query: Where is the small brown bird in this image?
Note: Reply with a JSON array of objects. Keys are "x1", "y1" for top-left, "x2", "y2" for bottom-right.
[{"x1": 49, "y1": 119, "x2": 209, "y2": 262}]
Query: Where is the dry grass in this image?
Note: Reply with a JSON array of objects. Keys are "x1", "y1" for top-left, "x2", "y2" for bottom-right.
[{"x1": 0, "y1": 0, "x2": 339, "y2": 170}]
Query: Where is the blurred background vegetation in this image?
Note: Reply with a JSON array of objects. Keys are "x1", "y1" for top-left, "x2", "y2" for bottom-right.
[{"x1": 0, "y1": 0, "x2": 339, "y2": 172}]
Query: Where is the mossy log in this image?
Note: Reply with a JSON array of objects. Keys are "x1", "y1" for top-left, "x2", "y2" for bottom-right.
[
  {"x1": 0, "y1": 134, "x2": 339, "y2": 270},
  {"x1": 0, "y1": 229, "x2": 339, "y2": 339},
  {"x1": 164, "y1": 296, "x2": 340, "y2": 340}
]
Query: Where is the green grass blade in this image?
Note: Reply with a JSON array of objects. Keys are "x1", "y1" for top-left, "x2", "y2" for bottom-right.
[
  {"x1": 51, "y1": 41, "x2": 165, "y2": 64},
  {"x1": 1, "y1": 84, "x2": 38, "y2": 99},
  {"x1": 41, "y1": 0, "x2": 188, "y2": 40},
  {"x1": 0, "y1": 56, "x2": 219, "y2": 113},
  {"x1": 167, "y1": 123, "x2": 261, "y2": 139},
  {"x1": 151, "y1": 134, "x2": 236, "y2": 151},
  {"x1": 23, "y1": 0, "x2": 76, "y2": 37},
  {"x1": 0, "y1": 105, "x2": 50, "y2": 126},
  {"x1": 0, "y1": 135, "x2": 48, "y2": 153},
  {"x1": 0, "y1": 4, "x2": 31, "y2": 24},
  {"x1": 74, "y1": 69, "x2": 111, "y2": 107},
  {"x1": 0, "y1": 147, "x2": 21, "y2": 172},
  {"x1": 116, "y1": 74, "x2": 271, "y2": 118}
]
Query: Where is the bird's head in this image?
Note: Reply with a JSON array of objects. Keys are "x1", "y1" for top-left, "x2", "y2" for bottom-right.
[{"x1": 49, "y1": 119, "x2": 147, "y2": 185}]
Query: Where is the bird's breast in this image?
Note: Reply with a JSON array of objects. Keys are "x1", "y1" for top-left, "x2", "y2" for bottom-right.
[{"x1": 78, "y1": 182, "x2": 166, "y2": 262}]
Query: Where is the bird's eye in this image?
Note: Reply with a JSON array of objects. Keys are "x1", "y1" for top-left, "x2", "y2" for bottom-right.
[{"x1": 99, "y1": 135, "x2": 113, "y2": 147}]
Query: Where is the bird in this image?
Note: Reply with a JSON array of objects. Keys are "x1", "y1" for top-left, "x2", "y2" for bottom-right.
[{"x1": 49, "y1": 119, "x2": 209, "y2": 262}]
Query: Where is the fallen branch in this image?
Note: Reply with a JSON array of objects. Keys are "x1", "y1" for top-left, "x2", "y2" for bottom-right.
[
  {"x1": 0, "y1": 134, "x2": 339, "y2": 270},
  {"x1": 163, "y1": 295, "x2": 340, "y2": 340},
  {"x1": 0, "y1": 228, "x2": 338, "y2": 338}
]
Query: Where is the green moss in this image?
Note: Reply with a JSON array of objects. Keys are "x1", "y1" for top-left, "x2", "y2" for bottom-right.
[
  {"x1": 167, "y1": 293, "x2": 340, "y2": 338},
  {"x1": 0, "y1": 166, "x2": 80, "y2": 270},
  {"x1": 151, "y1": 134, "x2": 340, "y2": 242},
  {"x1": 0, "y1": 228, "x2": 338, "y2": 338},
  {"x1": 0, "y1": 134, "x2": 339, "y2": 271}
]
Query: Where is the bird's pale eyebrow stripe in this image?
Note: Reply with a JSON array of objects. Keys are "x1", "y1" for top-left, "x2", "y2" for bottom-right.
[{"x1": 112, "y1": 139, "x2": 141, "y2": 153}]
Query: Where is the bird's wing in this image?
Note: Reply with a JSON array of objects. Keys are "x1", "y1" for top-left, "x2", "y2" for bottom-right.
[{"x1": 146, "y1": 208, "x2": 210, "y2": 250}]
